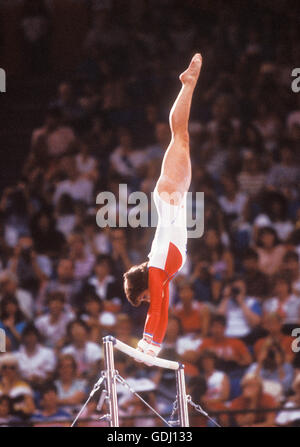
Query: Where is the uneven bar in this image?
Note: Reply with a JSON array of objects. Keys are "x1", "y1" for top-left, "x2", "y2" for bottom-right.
[{"x1": 105, "y1": 336, "x2": 181, "y2": 370}]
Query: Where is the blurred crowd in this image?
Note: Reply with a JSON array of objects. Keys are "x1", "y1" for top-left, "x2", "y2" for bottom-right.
[{"x1": 1, "y1": 0, "x2": 300, "y2": 427}]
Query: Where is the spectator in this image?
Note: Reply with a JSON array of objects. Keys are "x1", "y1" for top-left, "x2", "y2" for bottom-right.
[
  {"x1": 254, "y1": 313, "x2": 295, "y2": 364},
  {"x1": 282, "y1": 251, "x2": 300, "y2": 298},
  {"x1": 54, "y1": 355, "x2": 87, "y2": 413},
  {"x1": 241, "y1": 248, "x2": 269, "y2": 300},
  {"x1": 197, "y1": 350, "x2": 230, "y2": 407},
  {"x1": 110, "y1": 128, "x2": 145, "y2": 189},
  {"x1": 68, "y1": 233, "x2": 95, "y2": 281},
  {"x1": 0, "y1": 395, "x2": 22, "y2": 426},
  {"x1": 82, "y1": 254, "x2": 123, "y2": 313},
  {"x1": 218, "y1": 175, "x2": 247, "y2": 226},
  {"x1": 276, "y1": 373, "x2": 300, "y2": 426},
  {"x1": 53, "y1": 157, "x2": 94, "y2": 206},
  {"x1": 113, "y1": 314, "x2": 139, "y2": 348},
  {"x1": 197, "y1": 315, "x2": 252, "y2": 372},
  {"x1": 32, "y1": 383, "x2": 71, "y2": 423},
  {"x1": 230, "y1": 374, "x2": 277, "y2": 427},
  {"x1": 35, "y1": 292, "x2": 75, "y2": 349},
  {"x1": 30, "y1": 210, "x2": 66, "y2": 258},
  {"x1": 247, "y1": 338, "x2": 294, "y2": 399},
  {"x1": 0, "y1": 295, "x2": 27, "y2": 351},
  {"x1": 0, "y1": 270, "x2": 33, "y2": 319},
  {"x1": 8, "y1": 235, "x2": 51, "y2": 295},
  {"x1": 80, "y1": 293, "x2": 116, "y2": 342},
  {"x1": 62, "y1": 320, "x2": 102, "y2": 378},
  {"x1": 255, "y1": 226, "x2": 286, "y2": 276},
  {"x1": 218, "y1": 277, "x2": 262, "y2": 342},
  {"x1": 173, "y1": 281, "x2": 210, "y2": 337},
  {"x1": 37, "y1": 258, "x2": 81, "y2": 313},
  {"x1": 31, "y1": 106, "x2": 76, "y2": 159},
  {"x1": 266, "y1": 145, "x2": 300, "y2": 192},
  {"x1": 0, "y1": 353, "x2": 35, "y2": 418},
  {"x1": 17, "y1": 324, "x2": 56, "y2": 388},
  {"x1": 237, "y1": 152, "x2": 266, "y2": 198},
  {"x1": 263, "y1": 272, "x2": 300, "y2": 333}
]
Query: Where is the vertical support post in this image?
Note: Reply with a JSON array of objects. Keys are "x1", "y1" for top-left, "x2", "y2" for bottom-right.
[
  {"x1": 176, "y1": 365, "x2": 189, "y2": 427},
  {"x1": 103, "y1": 336, "x2": 119, "y2": 427}
]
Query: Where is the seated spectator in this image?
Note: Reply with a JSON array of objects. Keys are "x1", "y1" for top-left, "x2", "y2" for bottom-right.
[
  {"x1": 237, "y1": 152, "x2": 266, "y2": 198},
  {"x1": 241, "y1": 248, "x2": 269, "y2": 300},
  {"x1": 54, "y1": 194, "x2": 77, "y2": 237},
  {"x1": 36, "y1": 258, "x2": 82, "y2": 313},
  {"x1": 255, "y1": 226, "x2": 286, "y2": 276},
  {"x1": 8, "y1": 235, "x2": 52, "y2": 295},
  {"x1": 35, "y1": 292, "x2": 75, "y2": 349},
  {"x1": 68, "y1": 233, "x2": 95, "y2": 281},
  {"x1": 80, "y1": 293, "x2": 116, "y2": 342},
  {"x1": 0, "y1": 295, "x2": 27, "y2": 351},
  {"x1": 253, "y1": 102, "x2": 282, "y2": 152},
  {"x1": 196, "y1": 315, "x2": 252, "y2": 372},
  {"x1": 218, "y1": 175, "x2": 247, "y2": 226},
  {"x1": 266, "y1": 145, "x2": 300, "y2": 193},
  {"x1": 50, "y1": 82, "x2": 84, "y2": 124},
  {"x1": 54, "y1": 355, "x2": 87, "y2": 413},
  {"x1": 230, "y1": 373, "x2": 277, "y2": 427},
  {"x1": 81, "y1": 216, "x2": 110, "y2": 256},
  {"x1": 282, "y1": 250, "x2": 300, "y2": 297},
  {"x1": 263, "y1": 272, "x2": 300, "y2": 333},
  {"x1": 30, "y1": 210, "x2": 66, "y2": 258},
  {"x1": 173, "y1": 281, "x2": 210, "y2": 337},
  {"x1": 81, "y1": 254, "x2": 123, "y2": 313},
  {"x1": 258, "y1": 191, "x2": 294, "y2": 242},
  {"x1": 192, "y1": 227, "x2": 234, "y2": 302},
  {"x1": 247, "y1": 337, "x2": 294, "y2": 399},
  {"x1": 187, "y1": 374, "x2": 228, "y2": 427},
  {"x1": 31, "y1": 106, "x2": 76, "y2": 159},
  {"x1": 75, "y1": 139, "x2": 99, "y2": 183},
  {"x1": 113, "y1": 314, "x2": 139, "y2": 348},
  {"x1": 109, "y1": 128, "x2": 145, "y2": 189},
  {"x1": 17, "y1": 324, "x2": 56, "y2": 388},
  {"x1": 0, "y1": 270, "x2": 33, "y2": 319},
  {"x1": 53, "y1": 157, "x2": 94, "y2": 206},
  {"x1": 32, "y1": 383, "x2": 71, "y2": 423},
  {"x1": 109, "y1": 228, "x2": 135, "y2": 276},
  {"x1": 276, "y1": 373, "x2": 300, "y2": 426},
  {"x1": 0, "y1": 395, "x2": 22, "y2": 426},
  {"x1": 0, "y1": 353, "x2": 35, "y2": 418},
  {"x1": 218, "y1": 277, "x2": 262, "y2": 343},
  {"x1": 254, "y1": 313, "x2": 295, "y2": 364},
  {"x1": 62, "y1": 320, "x2": 102, "y2": 379},
  {"x1": 197, "y1": 350, "x2": 230, "y2": 408}
]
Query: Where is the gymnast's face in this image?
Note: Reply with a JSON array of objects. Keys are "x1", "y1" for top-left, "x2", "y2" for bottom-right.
[{"x1": 137, "y1": 290, "x2": 150, "y2": 305}]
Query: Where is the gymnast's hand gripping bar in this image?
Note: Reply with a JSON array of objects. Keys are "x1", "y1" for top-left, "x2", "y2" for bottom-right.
[{"x1": 103, "y1": 335, "x2": 183, "y2": 370}]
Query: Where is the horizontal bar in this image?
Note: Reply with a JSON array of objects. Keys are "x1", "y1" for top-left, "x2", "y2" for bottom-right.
[{"x1": 105, "y1": 336, "x2": 181, "y2": 370}]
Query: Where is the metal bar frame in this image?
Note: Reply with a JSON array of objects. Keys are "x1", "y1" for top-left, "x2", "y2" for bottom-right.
[{"x1": 102, "y1": 335, "x2": 189, "y2": 427}]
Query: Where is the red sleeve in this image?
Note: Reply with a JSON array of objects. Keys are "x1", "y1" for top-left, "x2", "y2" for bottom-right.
[
  {"x1": 143, "y1": 267, "x2": 169, "y2": 345},
  {"x1": 152, "y1": 282, "x2": 169, "y2": 344}
]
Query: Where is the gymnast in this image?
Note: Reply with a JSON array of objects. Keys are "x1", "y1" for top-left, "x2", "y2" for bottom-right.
[{"x1": 123, "y1": 53, "x2": 203, "y2": 360}]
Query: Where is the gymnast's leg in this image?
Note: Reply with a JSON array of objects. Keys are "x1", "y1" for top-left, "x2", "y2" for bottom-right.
[{"x1": 156, "y1": 53, "x2": 202, "y2": 204}]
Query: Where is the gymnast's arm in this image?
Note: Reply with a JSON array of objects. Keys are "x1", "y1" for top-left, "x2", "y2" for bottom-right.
[{"x1": 137, "y1": 267, "x2": 168, "y2": 356}]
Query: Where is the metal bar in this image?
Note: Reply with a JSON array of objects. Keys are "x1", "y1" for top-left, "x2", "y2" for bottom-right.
[
  {"x1": 113, "y1": 337, "x2": 180, "y2": 370},
  {"x1": 103, "y1": 336, "x2": 119, "y2": 427},
  {"x1": 176, "y1": 365, "x2": 189, "y2": 427}
]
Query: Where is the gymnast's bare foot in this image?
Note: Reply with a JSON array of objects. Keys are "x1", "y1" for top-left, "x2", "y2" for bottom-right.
[{"x1": 179, "y1": 53, "x2": 202, "y2": 87}]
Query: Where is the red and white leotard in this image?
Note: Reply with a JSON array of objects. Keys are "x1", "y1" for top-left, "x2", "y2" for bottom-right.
[{"x1": 143, "y1": 186, "x2": 187, "y2": 349}]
